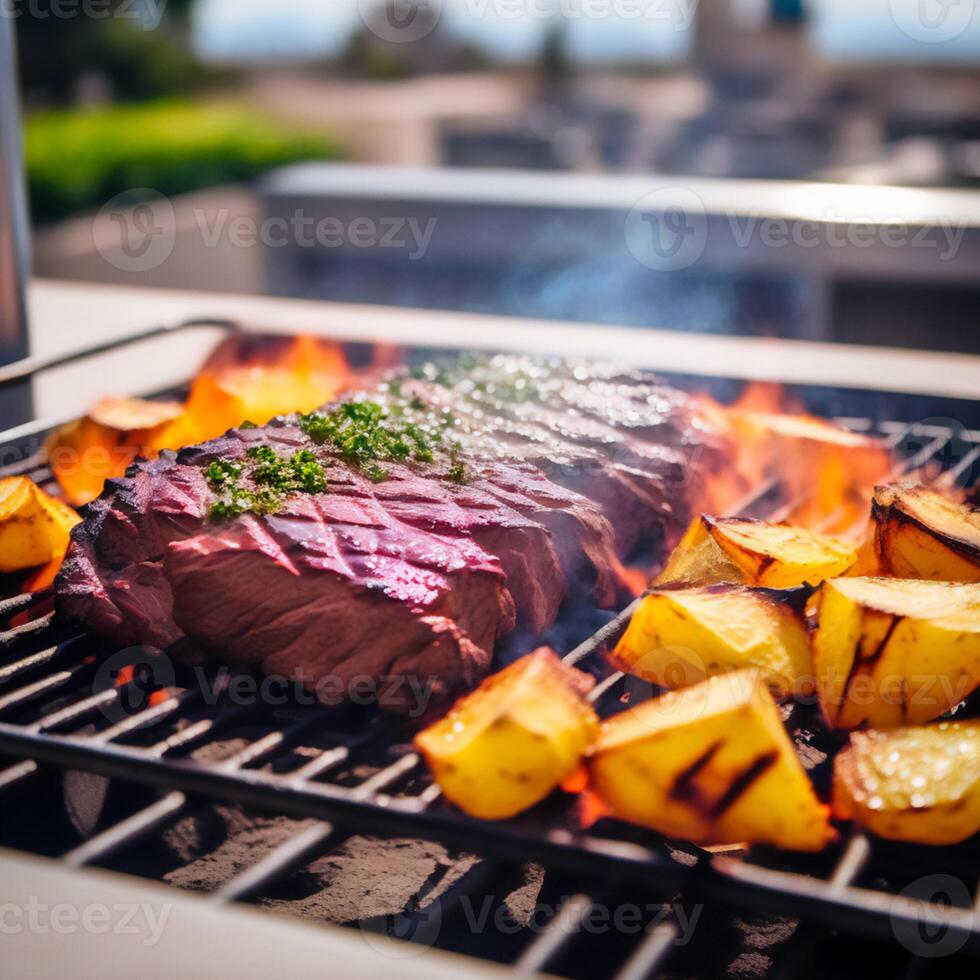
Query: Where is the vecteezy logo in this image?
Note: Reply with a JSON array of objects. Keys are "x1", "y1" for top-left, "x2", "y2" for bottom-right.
[
  {"x1": 93, "y1": 189, "x2": 176, "y2": 273},
  {"x1": 358, "y1": 898, "x2": 442, "y2": 958},
  {"x1": 91, "y1": 646, "x2": 176, "y2": 724},
  {"x1": 625, "y1": 187, "x2": 708, "y2": 272},
  {"x1": 620, "y1": 646, "x2": 716, "y2": 732},
  {"x1": 889, "y1": 0, "x2": 976, "y2": 43},
  {"x1": 357, "y1": 0, "x2": 443, "y2": 44},
  {"x1": 891, "y1": 874, "x2": 971, "y2": 958}
]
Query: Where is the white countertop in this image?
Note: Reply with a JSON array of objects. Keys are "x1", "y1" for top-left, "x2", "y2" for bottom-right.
[{"x1": 0, "y1": 848, "x2": 503, "y2": 980}]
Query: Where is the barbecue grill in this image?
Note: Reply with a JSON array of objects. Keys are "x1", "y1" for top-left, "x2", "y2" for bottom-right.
[
  {"x1": 0, "y1": 314, "x2": 977, "y2": 980},
  {"x1": 4, "y1": 17, "x2": 980, "y2": 971}
]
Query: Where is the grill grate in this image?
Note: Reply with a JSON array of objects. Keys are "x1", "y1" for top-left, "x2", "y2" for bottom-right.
[{"x1": 0, "y1": 335, "x2": 978, "y2": 977}]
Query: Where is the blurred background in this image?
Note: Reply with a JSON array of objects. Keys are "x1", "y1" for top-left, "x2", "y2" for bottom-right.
[{"x1": 14, "y1": 0, "x2": 980, "y2": 352}]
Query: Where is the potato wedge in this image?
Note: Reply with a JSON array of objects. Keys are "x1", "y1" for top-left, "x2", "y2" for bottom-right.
[
  {"x1": 612, "y1": 585, "x2": 813, "y2": 697},
  {"x1": 869, "y1": 484, "x2": 980, "y2": 582},
  {"x1": 657, "y1": 515, "x2": 857, "y2": 589},
  {"x1": 589, "y1": 669, "x2": 833, "y2": 851},
  {"x1": 0, "y1": 477, "x2": 81, "y2": 573},
  {"x1": 414, "y1": 648, "x2": 599, "y2": 820},
  {"x1": 833, "y1": 722, "x2": 980, "y2": 845},
  {"x1": 46, "y1": 397, "x2": 185, "y2": 506},
  {"x1": 812, "y1": 577, "x2": 980, "y2": 730}
]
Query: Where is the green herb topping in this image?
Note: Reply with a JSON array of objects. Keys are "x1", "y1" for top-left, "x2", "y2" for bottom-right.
[
  {"x1": 298, "y1": 401, "x2": 458, "y2": 484},
  {"x1": 210, "y1": 396, "x2": 470, "y2": 521},
  {"x1": 447, "y1": 445, "x2": 467, "y2": 485},
  {"x1": 207, "y1": 447, "x2": 327, "y2": 520}
]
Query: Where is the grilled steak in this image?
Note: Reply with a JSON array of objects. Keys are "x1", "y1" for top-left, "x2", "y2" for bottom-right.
[
  {"x1": 370, "y1": 355, "x2": 730, "y2": 558},
  {"x1": 56, "y1": 355, "x2": 731, "y2": 710}
]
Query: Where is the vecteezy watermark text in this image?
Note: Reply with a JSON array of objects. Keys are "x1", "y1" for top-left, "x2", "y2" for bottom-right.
[
  {"x1": 93, "y1": 191, "x2": 439, "y2": 273},
  {"x1": 93, "y1": 646, "x2": 443, "y2": 720},
  {"x1": 0, "y1": 0, "x2": 167, "y2": 30},
  {"x1": 626, "y1": 186, "x2": 969, "y2": 272},
  {"x1": 360, "y1": 895, "x2": 703, "y2": 958},
  {"x1": 195, "y1": 210, "x2": 438, "y2": 260},
  {"x1": 0, "y1": 897, "x2": 172, "y2": 947}
]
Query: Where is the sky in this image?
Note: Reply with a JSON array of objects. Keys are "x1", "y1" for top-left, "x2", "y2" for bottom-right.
[
  {"x1": 191, "y1": 0, "x2": 980, "y2": 65},
  {"x1": 191, "y1": 0, "x2": 692, "y2": 63}
]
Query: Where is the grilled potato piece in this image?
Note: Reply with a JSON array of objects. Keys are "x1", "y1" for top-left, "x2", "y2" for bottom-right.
[
  {"x1": 414, "y1": 648, "x2": 599, "y2": 820},
  {"x1": 812, "y1": 577, "x2": 980, "y2": 730},
  {"x1": 612, "y1": 585, "x2": 813, "y2": 697},
  {"x1": 869, "y1": 484, "x2": 980, "y2": 582},
  {"x1": 833, "y1": 722, "x2": 980, "y2": 845},
  {"x1": 657, "y1": 515, "x2": 857, "y2": 589},
  {"x1": 47, "y1": 397, "x2": 185, "y2": 506},
  {"x1": 589, "y1": 670, "x2": 833, "y2": 851},
  {"x1": 0, "y1": 477, "x2": 81, "y2": 573}
]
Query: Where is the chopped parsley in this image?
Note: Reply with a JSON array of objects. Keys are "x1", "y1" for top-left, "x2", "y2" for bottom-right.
[
  {"x1": 207, "y1": 447, "x2": 327, "y2": 521},
  {"x1": 206, "y1": 458, "x2": 243, "y2": 486},
  {"x1": 447, "y1": 445, "x2": 467, "y2": 484},
  {"x1": 299, "y1": 401, "x2": 448, "y2": 483},
  {"x1": 208, "y1": 395, "x2": 472, "y2": 521}
]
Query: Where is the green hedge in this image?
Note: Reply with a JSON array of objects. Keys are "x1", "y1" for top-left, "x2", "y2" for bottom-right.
[{"x1": 26, "y1": 101, "x2": 342, "y2": 223}]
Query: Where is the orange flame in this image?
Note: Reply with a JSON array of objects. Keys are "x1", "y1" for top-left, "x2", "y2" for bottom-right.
[
  {"x1": 158, "y1": 335, "x2": 352, "y2": 449},
  {"x1": 577, "y1": 788, "x2": 614, "y2": 829},
  {"x1": 695, "y1": 383, "x2": 891, "y2": 536},
  {"x1": 47, "y1": 335, "x2": 354, "y2": 506},
  {"x1": 560, "y1": 764, "x2": 590, "y2": 795},
  {"x1": 611, "y1": 557, "x2": 650, "y2": 599},
  {"x1": 729, "y1": 380, "x2": 805, "y2": 415}
]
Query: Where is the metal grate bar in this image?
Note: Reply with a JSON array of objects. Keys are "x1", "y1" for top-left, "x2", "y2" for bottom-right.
[
  {"x1": 0, "y1": 668, "x2": 80, "y2": 716},
  {"x1": 0, "y1": 643, "x2": 68, "y2": 686},
  {"x1": 213, "y1": 821, "x2": 344, "y2": 905},
  {"x1": 0, "y1": 723, "x2": 680, "y2": 878},
  {"x1": 0, "y1": 689, "x2": 204, "y2": 794},
  {"x1": 587, "y1": 671, "x2": 626, "y2": 705},
  {"x1": 65, "y1": 794, "x2": 190, "y2": 868},
  {"x1": 24, "y1": 686, "x2": 118, "y2": 734},
  {"x1": 0, "y1": 613, "x2": 57, "y2": 652},
  {"x1": 612, "y1": 923, "x2": 680, "y2": 980},
  {"x1": 0, "y1": 452, "x2": 48, "y2": 482},
  {"x1": 214, "y1": 749, "x2": 422, "y2": 904},
  {"x1": 941, "y1": 444, "x2": 980, "y2": 487},
  {"x1": 828, "y1": 834, "x2": 873, "y2": 889},
  {"x1": 61, "y1": 705, "x2": 331, "y2": 867},
  {"x1": 709, "y1": 855, "x2": 979, "y2": 951},
  {"x1": 515, "y1": 893, "x2": 595, "y2": 974},
  {"x1": 0, "y1": 319, "x2": 238, "y2": 392},
  {"x1": 0, "y1": 589, "x2": 49, "y2": 621},
  {"x1": 565, "y1": 601, "x2": 638, "y2": 672},
  {"x1": 899, "y1": 432, "x2": 954, "y2": 476}
]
